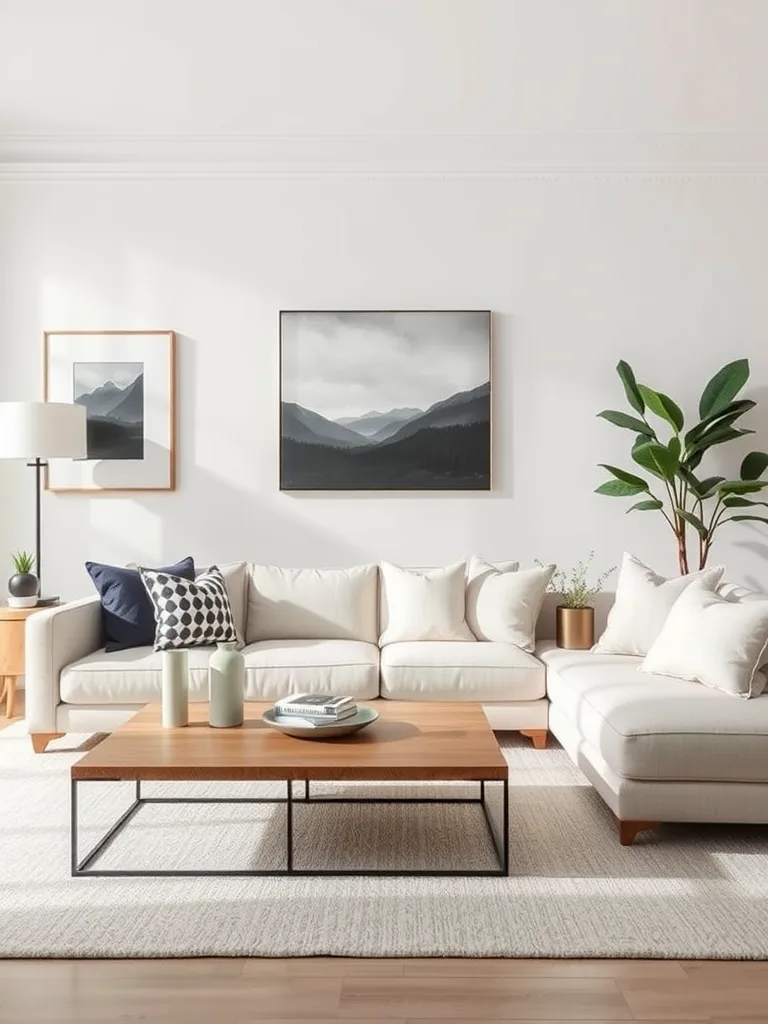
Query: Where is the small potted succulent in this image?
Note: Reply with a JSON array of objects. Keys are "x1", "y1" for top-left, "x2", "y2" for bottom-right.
[
  {"x1": 8, "y1": 551, "x2": 39, "y2": 608},
  {"x1": 547, "y1": 552, "x2": 615, "y2": 649}
]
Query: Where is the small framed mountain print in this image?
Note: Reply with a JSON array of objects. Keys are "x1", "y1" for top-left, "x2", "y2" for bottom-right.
[
  {"x1": 44, "y1": 330, "x2": 176, "y2": 492},
  {"x1": 280, "y1": 310, "x2": 491, "y2": 490}
]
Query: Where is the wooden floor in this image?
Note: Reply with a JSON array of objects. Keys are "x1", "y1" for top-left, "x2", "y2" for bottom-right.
[
  {"x1": 0, "y1": 958, "x2": 767, "y2": 1022},
  {"x1": 3, "y1": 695, "x2": 767, "y2": 1021}
]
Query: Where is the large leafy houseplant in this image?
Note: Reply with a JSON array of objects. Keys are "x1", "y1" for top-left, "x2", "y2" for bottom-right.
[{"x1": 596, "y1": 359, "x2": 768, "y2": 574}]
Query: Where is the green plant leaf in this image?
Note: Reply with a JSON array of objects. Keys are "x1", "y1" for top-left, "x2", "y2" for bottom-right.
[
  {"x1": 717, "y1": 479, "x2": 765, "y2": 496},
  {"x1": 597, "y1": 410, "x2": 655, "y2": 435},
  {"x1": 723, "y1": 496, "x2": 768, "y2": 508},
  {"x1": 676, "y1": 464, "x2": 700, "y2": 490},
  {"x1": 11, "y1": 550, "x2": 35, "y2": 574},
  {"x1": 690, "y1": 425, "x2": 755, "y2": 455},
  {"x1": 638, "y1": 385, "x2": 684, "y2": 432},
  {"x1": 696, "y1": 475, "x2": 726, "y2": 497},
  {"x1": 626, "y1": 498, "x2": 663, "y2": 513},
  {"x1": 684, "y1": 399, "x2": 756, "y2": 445},
  {"x1": 740, "y1": 451, "x2": 768, "y2": 481},
  {"x1": 699, "y1": 359, "x2": 750, "y2": 420},
  {"x1": 668, "y1": 436, "x2": 682, "y2": 461},
  {"x1": 631, "y1": 436, "x2": 665, "y2": 479},
  {"x1": 727, "y1": 514, "x2": 768, "y2": 526},
  {"x1": 598, "y1": 464, "x2": 649, "y2": 489},
  {"x1": 633, "y1": 441, "x2": 679, "y2": 481},
  {"x1": 677, "y1": 509, "x2": 708, "y2": 538},
  {"x1": 677, "y1": 468, "x2": 726, "y2": 499},
  {"x1": 687, "y1": 449, "x2": 703, "y2": 471},
  {"x1": 595, "y1": 480, "x2": 647, "y2": 497},
  {"x1": 632, "y1": 443, "x2": 666, "y2": 479},
  {"x1": 688, "y1": 408, "x2": 755, "y2": 444},
  {"x1": 616, "y1": 360, "x2": 645, "y2": 415}
]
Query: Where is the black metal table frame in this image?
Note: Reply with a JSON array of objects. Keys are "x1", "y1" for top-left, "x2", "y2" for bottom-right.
[{"x1": 70, "y1": 777, "x2": 509, "y2": 878}]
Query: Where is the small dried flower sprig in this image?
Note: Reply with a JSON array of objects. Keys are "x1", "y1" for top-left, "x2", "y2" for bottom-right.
[{"x1": 536, "y1": 551, "x2": 615, "y2": 609}]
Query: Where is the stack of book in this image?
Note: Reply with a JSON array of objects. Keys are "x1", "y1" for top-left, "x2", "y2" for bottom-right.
[{"x1": 272, "y1": 693, "x2": 358, "y2": 729}]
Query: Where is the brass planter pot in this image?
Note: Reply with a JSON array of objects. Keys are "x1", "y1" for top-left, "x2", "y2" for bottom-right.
[{"x1": 556, "y1": 606, "x2": 594, "y2": 650}]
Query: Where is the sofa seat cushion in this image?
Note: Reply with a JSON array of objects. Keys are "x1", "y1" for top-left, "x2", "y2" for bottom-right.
[
  {"x1": 61, "y1": 640, "x2": 380, "y2": 705},
  {"x1": 242, "y1": 640, "x2": 379, "y2": 700},
  {"x1": 380, "y1": 641, "x2": 545, "y2": 701},
  {"x1": 61, "y1": 646, "x2": 215, "y2": 704},
  {"x1": 539, "y1": 642, "x2": 768, "y2": 783}
]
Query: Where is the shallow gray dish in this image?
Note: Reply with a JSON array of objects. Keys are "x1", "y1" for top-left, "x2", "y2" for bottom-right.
[{"x1": 262, "y1": 705, "x2": 379, "y2": 740}]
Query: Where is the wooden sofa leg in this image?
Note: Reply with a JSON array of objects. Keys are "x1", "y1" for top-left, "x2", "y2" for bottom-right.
[
  {"x1": 521, "y1": 729, "x2": 548, "y2": 750},
  {"x1": 30, "y1": 733, "x2": 64, "y2": 753},
  {"x1": 618, "y1": 819, "x2": 661, "y2": 846}
]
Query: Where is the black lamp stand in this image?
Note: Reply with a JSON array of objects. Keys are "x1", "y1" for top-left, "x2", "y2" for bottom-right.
[{"x1": 26, "y1": 457, "x2": 56, "y2": 602}]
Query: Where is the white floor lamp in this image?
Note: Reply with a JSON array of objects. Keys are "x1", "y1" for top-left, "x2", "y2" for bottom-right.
[{"x1": 0, "y1": 402, "x2": 87, "y2": 602}]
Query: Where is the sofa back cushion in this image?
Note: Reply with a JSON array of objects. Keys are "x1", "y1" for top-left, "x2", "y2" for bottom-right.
[
  {"x1": 245, "y1": 564, "x2": 378, "y2": 643},
  {"x1": 216, "y1": 561, "x2": 249, "y2": 640}
]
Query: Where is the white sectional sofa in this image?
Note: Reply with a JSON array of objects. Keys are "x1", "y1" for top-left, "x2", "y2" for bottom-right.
[{"x1": 24, "y1": 563, "x2": 768, "y2": 845}]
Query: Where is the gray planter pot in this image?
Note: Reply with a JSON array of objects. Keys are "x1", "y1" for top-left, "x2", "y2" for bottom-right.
[{"x1": 8, "y1": 572, "x2": 39, "y2": 607}]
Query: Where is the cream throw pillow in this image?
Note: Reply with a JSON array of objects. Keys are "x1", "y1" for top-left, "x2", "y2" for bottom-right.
[
  {"x1": 378, "y1": 561, "x2": 475, "y2": 645},
  {"x1": 642, "y1": 581, "x2": 768, "y2": 699},
  {"x1": 466, "y1": 557, "x2": 519, "y2": 640},
  {"x1": 466, "y1": 557, "x2": 553, "y2": 651},
  {"x1": 593, "y1": 552, "x2": 724, "y2": 657}
]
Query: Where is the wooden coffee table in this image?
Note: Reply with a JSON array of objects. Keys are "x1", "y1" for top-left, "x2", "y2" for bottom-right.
[{"x1": 71, "y1": 701, "x2": 509, "y2": 878}]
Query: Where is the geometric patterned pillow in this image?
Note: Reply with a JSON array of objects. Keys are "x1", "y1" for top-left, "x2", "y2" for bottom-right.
[{"x1": 139, "y1": 565, "x2": 238, "y2": 652}]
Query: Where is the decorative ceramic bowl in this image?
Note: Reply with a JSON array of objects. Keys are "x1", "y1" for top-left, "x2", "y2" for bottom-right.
[{"x1": 262, "y1": 705, "x2": 378, "y2": 740}]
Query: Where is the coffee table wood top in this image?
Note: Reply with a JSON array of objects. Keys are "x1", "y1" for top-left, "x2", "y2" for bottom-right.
[{"x1": 71, "y1": 702, "x2": 507, "y2": 782}]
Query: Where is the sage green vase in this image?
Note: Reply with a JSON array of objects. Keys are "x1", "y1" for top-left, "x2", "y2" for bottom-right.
[{"x1": 208, "y1": 641, "x2": 245, "y2": 728}]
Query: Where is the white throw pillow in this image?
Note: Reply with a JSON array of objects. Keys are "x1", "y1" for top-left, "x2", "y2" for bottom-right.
[
  {"x1": 642, "y1": 581, "x2": 768, "y2": 699},
  {"x1": 246, "y1": 564, "x2": 378, "y2": 644},
  {"x1": 379, "y1": 561, "x2": 475, "y2": 645},
  {"x1": 466, "y1": 557, "x2": 553, "y2": 651},
  {"x1": 466, "y1": 557, "x2": 518, "y2": 640},
  {"x1": 593, "y1": 552, "x2": 724, "y2": 657}
]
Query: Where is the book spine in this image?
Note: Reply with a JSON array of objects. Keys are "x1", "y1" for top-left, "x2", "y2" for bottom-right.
[{"x1": 278, "y1": 704, "x2": 354, "y2": 717}]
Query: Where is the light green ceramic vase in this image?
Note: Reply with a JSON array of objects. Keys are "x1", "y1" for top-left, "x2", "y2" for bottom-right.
[{"x1": 208, "y1": 641, "x2": 245, "y2": 728}]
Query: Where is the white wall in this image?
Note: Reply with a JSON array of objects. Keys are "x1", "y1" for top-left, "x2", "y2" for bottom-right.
[
  {"x1": 2, "y1": 173, "x2": 768, "y2": 598},
  {"x1": 1, "y1": 0, "x2": 768, "y2": 597}
]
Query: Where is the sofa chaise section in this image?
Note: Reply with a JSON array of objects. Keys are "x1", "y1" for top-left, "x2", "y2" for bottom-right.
[{"x1": 539, "y1": 641, "x2": 768, "y2": 843}]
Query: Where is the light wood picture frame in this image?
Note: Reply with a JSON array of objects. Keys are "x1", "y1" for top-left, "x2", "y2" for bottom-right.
[{"x1": 43, "y1": 330, "x2": 176, "y2": 492}]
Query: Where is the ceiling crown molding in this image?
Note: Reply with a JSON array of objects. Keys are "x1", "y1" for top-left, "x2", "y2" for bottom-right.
[{"x1": 2, "y1": 132, "x2": 768, "y2": 180}]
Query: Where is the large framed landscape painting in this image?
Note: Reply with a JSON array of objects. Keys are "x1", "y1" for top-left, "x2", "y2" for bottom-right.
[
  {"x1": 280, "y1": 311, "x2": 491, "y2": 490},
  {"x1": 44, "y1": 331, "x2": 176, "y2": 491}
]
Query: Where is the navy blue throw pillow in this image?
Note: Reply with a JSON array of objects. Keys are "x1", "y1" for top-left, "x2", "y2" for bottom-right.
[{"x1": 86, "y1": 556, "x2": 196, "y2": 652}]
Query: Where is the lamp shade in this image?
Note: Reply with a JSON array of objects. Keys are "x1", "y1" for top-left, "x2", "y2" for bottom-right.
[{"x1": 0, "y1": 402, "x2": 87, "y2": 460}]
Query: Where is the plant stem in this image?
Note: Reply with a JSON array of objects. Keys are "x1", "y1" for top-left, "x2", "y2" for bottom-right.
[
  {"x1": 676, "y1": 528, "x2": 689, "y2": 574},
  {"x1": 700, "y1": 498, "x2": 728, "y2": 568}
]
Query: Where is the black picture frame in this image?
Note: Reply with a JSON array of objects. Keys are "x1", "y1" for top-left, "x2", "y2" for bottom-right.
[{"x1": 279, "y1": 310, "x2": 492, "y2": 492}]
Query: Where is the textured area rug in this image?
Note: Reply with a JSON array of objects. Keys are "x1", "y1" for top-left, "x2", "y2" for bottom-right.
[{"x1": 1, "y1": 723, "x2": 768, "y2": 958}]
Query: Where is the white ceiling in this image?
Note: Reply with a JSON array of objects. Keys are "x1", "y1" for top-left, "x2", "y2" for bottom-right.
[{"x1": 1, "y1": 0, "x2": 767, "y2": 138}]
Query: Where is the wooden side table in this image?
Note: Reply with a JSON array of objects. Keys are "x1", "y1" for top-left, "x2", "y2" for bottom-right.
[{"x1": 0, "y1": 604, "x2": 49, "y2": 721}]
